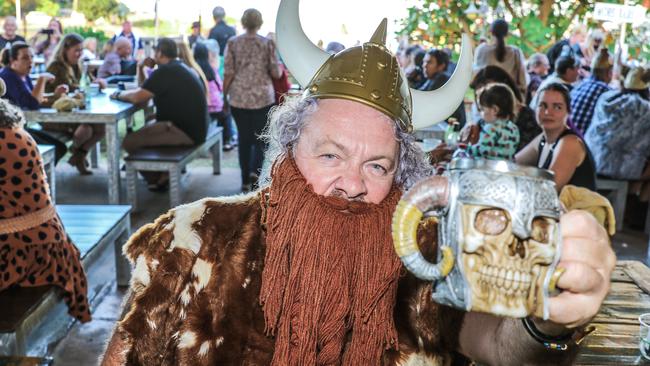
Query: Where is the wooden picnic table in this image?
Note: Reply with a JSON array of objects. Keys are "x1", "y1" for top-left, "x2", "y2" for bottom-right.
[
  {"x1": 576, "y1": 260, "x2": 650, "y2": 365},
  {"x1": 24, "y1": 89, "x2": 144, "y2": 204},
  {"x1": 37, "y1": 145, "x2": 55, "y2": 203}
]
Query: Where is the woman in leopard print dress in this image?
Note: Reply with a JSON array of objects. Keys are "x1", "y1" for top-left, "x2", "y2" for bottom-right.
[{"x1": 0, "y1": 96, "x2": 90, "y2": 322}]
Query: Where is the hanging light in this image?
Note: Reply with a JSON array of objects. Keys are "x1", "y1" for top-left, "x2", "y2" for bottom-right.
[{"x1": 464, "y1": 2, "x2": 480, "y2": 20}]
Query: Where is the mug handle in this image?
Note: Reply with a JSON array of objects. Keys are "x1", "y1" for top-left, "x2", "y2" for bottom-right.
[{"x1": 392, "y1": 176, "x2": 455, "y2": 281}]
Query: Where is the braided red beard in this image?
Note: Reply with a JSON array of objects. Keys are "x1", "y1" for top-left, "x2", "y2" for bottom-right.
[{"x1": 260, "y1": 156, "x2": 403, "y2": 365}]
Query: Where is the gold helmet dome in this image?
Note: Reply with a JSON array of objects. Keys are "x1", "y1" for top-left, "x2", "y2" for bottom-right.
[{"x1": 275, "y1": 0, "x2": 473, "y2": 131}]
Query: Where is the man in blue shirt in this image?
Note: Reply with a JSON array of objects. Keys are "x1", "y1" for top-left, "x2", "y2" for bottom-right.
[
  {"x1": 208, "y1": 6, "x2": 236, "y2": 58},
  {"x1": 111, "y1": 20, "x2": 142, "y2": 59},
  {"x1": 570, "y1": 48, "x2": 612, "y2": 135},
  {"x1": 0, "y1": 42, "x2": 69, "y2": 162}
]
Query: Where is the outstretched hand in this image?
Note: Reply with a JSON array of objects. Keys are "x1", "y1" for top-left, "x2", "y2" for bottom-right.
[{"x1": 546, "y1": 210, "x2": 616, "y2": 329}]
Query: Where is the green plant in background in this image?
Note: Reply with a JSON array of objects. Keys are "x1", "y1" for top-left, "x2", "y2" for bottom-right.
[
  {"x1": 77, "y1": 0, "x2": 120, "y2": 22},
  {"x1": 0, "y1": 0, "x2": 38, "y2": 17},
  {"x1": 132, "y1": 19, "x2": 180, "y2": 36},
  {"x1": 36, "y1": 0, "x2": 60, "y2": 16},
  {"x1": 398, "y1": 0, "x2": 649, "y2": 56},
  {"x1": 627, "y1": 21, "x2": 650, "y2": 61},
  {"x1": 65, "y1": 26, "x2": 108, "y2": 42}
]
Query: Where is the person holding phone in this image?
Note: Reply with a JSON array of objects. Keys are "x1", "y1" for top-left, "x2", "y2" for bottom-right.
[{"x1": 31, "y1": 18, "x2": 62, "y2": 63}]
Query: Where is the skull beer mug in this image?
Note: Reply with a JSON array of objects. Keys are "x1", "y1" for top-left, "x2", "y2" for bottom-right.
[{"x1": 392, "y1": 158, "x2": 563, "y2": 320}]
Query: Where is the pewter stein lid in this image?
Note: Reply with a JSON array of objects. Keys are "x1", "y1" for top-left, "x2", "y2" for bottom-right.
[{"x1": 449, "y1": 158, "x2": 555, "y2": 181}]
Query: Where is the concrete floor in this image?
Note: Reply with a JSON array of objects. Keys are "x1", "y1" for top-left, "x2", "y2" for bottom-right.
[{"x1": 37, "y1": 149, "x2": 650, "y2": 365}]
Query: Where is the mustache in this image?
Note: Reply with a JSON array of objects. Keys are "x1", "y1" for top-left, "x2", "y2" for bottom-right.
[{"x1": 329, "y1": 189, "x2": 365, "y2": 202}]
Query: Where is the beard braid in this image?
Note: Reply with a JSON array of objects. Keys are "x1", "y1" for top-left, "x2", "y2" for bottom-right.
[{"x1": 260, "y1": 155, "x2": 403, "y2": 365}]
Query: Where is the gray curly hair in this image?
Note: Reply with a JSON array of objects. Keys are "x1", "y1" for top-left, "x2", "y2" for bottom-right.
[
  {"x1": 0, "y1": 98, "x2": 26, "y2": 129},
  {"x1": 259, "y1": 97, "x2": 431, "y2": 190}
]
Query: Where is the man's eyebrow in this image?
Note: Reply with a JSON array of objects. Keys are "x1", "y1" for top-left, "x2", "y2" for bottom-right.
[{"x1": 314, "y1": 138, "x2": 348, "y2": 154}]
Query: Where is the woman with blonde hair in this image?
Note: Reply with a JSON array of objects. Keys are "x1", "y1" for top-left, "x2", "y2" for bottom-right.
[
  {"x1": 177, "y1": 41, "x2": 209, "y2": 95},
  {"x1": 44, "y1": 33, "x2": 106, "y2": 175},
  {"x1": 573, "y1": 29, "x2": 605, "y2": 70}
]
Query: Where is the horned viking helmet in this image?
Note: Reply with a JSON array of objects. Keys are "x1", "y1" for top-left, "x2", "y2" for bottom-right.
[{"x1": 275, "y1": 0, "x2": 473, "y2": 131}]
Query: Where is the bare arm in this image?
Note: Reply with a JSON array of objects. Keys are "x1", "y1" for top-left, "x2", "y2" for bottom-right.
[
  {"x1": 459, "y1": 312, "x2": 577, "y2": 366},
  {"x1": 268, "y1": 40, "x2": 282, "y2": 79},
  {"x1": 222, "y1": 73, "x2": 234, "y2": 95},
  {"x1": 31, "y1": 77, "x2": 48, "y2": 103},
  {"x1": 514, "y1": 134, "x2": 542, "y2": 166},
  {"x1": 113, "y1": 87, "x2": 154, "y2": 106},
  {"x1": 137, "y1": 63, "x2": 146, "y2": 86},
  {"x1": 547, "y1": 136, "x2": 586, "y2": 191}
]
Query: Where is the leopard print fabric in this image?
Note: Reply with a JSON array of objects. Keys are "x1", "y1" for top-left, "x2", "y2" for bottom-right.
[{"x1": 0, "y1": 127, "x2": 91, "y2": 322}]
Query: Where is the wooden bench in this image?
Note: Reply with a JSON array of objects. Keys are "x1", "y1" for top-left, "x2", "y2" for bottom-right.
[
  {"x1": 0, "y1": 205, "x2": 131, "y2": 357},
  {"x1": 596, "y1": 178, "x2": 629, "y2": 232},
  {"x1": 124, "y1": 126, "x2": 223, "y2": 210},
  {"x1": 37, "y1": 145, "x2": 56, "y2": 204}
]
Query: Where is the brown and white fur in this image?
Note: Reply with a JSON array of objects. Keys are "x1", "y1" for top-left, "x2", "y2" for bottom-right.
[{"x1": 117, "y1": 193, "x2": 468, "y2": 365}]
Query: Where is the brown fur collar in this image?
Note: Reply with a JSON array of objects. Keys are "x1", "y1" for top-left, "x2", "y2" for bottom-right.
[{"x1": 118, "y1": 193, "x2": 467, "y2": 365}]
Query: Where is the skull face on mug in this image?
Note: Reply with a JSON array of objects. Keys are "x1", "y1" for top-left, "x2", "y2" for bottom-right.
[
  {"x1": 392, "y1": 159, "x2": 563, "y2": 320},
  {"x1": 459, "y1": 204, "x2": 559, "y2": 318}
]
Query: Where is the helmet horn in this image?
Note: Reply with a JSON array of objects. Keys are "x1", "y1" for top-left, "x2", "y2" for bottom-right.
[
  {"x1": 276, "y1": 0, "x2": 331, "y2": 88},
  {"x1": 411, "y1": 34, "x2": 474, "y2": 130}
]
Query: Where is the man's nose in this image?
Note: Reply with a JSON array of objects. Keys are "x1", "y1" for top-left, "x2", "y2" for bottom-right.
[{"x1": 335, "y1": 169, "x2": 367, "y2": 201}]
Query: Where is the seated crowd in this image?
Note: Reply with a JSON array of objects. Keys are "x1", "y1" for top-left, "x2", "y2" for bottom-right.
[{"x1": 402, "y1": 19, "x2": 650, "y2": 201}]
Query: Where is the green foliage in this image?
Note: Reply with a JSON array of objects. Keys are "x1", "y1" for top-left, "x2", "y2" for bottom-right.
[
  {"x1": 78, "y1": 0, "x2": 120, "y2": 22},
  {"x1": 507, "y1": 14, "x2": 554, "y2": 55},
  {"x1": 132, "y1": 19, "x2": 179, "y2": 36},
  {"x1": 36, "y1": 0, "x2": 60, "y2": 16},
  {"x1": 0, "y1": 0, "x2": 38, "y2": 16},
  {"x1": 65, "y1": 26, "x2": 108, "y2": 42},
  {"x1": 398, "y1": 0, "x2": 648, "y2": 55},
  {"x1": 627, "y1": 21, "x2": 650, "y2": 61}
]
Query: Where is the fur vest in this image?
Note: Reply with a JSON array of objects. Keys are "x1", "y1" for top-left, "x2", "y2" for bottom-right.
[{"x1": 117, "y1": 193, "x2": 468, "y2": 365}]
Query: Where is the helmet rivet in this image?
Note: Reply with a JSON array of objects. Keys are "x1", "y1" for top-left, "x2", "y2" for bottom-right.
[
  {"x1": 370, "y1": 90, "x2": 381, "y2": 100},
  {"x1": 377, "y1": 61, "x2": 386, "y2": 69},
  {"x1": 310, "y1": 85, "x2": 318, "y2": 93}
]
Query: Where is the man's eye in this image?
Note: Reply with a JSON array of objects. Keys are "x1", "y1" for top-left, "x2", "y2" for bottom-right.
[
  {"x1": 320, "y1": 154, "x2": 337, "y2": 160},
  {"x1": 371, "y1": 164, "x2": 388, "y2": 174}
]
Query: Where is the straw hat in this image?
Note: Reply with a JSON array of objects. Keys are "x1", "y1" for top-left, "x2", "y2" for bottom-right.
[{"x1": 624, "y1": 67, "x2": 649, "y2": 90}]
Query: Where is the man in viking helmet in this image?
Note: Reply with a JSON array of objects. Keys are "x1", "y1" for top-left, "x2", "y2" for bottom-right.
[{"x1": 101, "y1": 0, "x2": 614, "y2": 364}]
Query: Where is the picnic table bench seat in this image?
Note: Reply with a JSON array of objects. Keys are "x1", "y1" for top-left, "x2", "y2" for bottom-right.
[
  {"x1": 0, "y1": 205, "x2": 131, "y2": 357},
  {"x1": 124, "y1": 125, "x2": 223, "y2": 210},
  {"x1": 596, "y1": 178, "x2": 650, "y2": 234}
]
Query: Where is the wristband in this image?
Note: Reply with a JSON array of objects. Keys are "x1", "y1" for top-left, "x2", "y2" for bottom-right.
[{"x1": 522, "y1": 317, "x2": 574, "y2": 351}]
